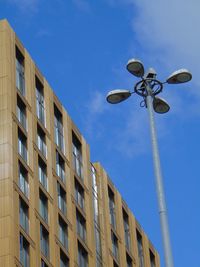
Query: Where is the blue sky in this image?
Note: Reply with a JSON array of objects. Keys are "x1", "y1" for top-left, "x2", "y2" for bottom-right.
[{"x1": 1, "y1": 0, "x2": 200, "y2": 266}]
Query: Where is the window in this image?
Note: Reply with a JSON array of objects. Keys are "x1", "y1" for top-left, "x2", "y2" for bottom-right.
[
  {"x1": 20, "y1": 234, "x2": 29, "y2": 267},
  {"x1": 57, "y1": 182, "x2": 67, "y2": 215},
  {"x1": 150, "y1": 250, "x2": 156, "y2": 267},
  {"x1": 123, "y1": 209, "x2": 131, "y2": 251},
  {"x1": 19, "y1": 163, "x2": 29, "y2": 198},
  {"x1": 39, "y1": 190, "x2": 48, "y2": 223},
  {"x1": 60, "y1": 250, "x2": 69, "y2": 267},
  {"x1": 38, "y1": 158, "x2": 48, "y2": 190},
  {"x1": 136, "y1": 230, "x2": 144, "y2": 267},
  {"x1": 59, "y1": 217, "x2": 68, "y2": 250},
  {"x1": 91, "y1": 165, "x2": 99, "y2": 224},
  {"x1": 75, "y1": 180, "x2": 84, "y2": 210},
  {"x1": 18, "y1": 129, "x2": 28, "y2": 162},
  {"x1": 56, "y1": 151, "x2": 65, "y2": 183},
  {"x1": 41, "y1": 260, "x2": 48, "y2": 267},
  {"x1": 91, "y1": 165, "x2": 98, "y2": 194},
  {"x1": 78, "y1": 242, "x2": 88, "y2": 267},
  {"x1": 40, "y1": 224, "x2": 49, "y2": 258},
  {"x1": 94, "y1": 226, "x2": 102, "y2": 259},
  {"x1": 76, "y1": 210, "x2": 86, "y2": 242},
  {"x1": 111, "y1": 232, "x2": 118, "y2": 261},
  {"x1": 54, "y1": 105, "x2": 64, "y2": 152},
  {"x1": 17, "y1": 96, "x2": 26, "y2": 130},
  {"x1": 19, "y1": 198, "x2": 29, "y2": 233},
  {"x1": 72, "y1": 133, "x2": 83, "y2": 179},
  {"x1": 16, "y1": 47, "x2": 25, "y2": 96},
  {"x1": 91, "y1": 165, "x2": 102, "y2": 266},
  {"x1": 108, "y1": 187, "x2": 116, "y2": 230},
  {"x1": 36, "y1": 78, "x2": 45, "y2": 125},
  {"x1": 37, "y1": 126, "x2": 47, "y2": 158},
  {"x1": 126, "y1": 253, "x2": 132, "y2": 267}
]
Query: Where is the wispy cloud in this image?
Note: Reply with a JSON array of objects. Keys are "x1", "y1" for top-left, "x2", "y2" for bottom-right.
[
  {"x1": 72, "y1": 0, "x2": 91, "y2": 12},
  {"x1": 115, "y1": 106, "x2": 150, "y2": 158},
  {"x1": 6, "y1": 0, "x2": 39, "y2": 12},
  {"x1": 35, "y1": 29, "x2": 52, "y2": 38},
  {"x1": 83, "y1": 90, "x2": 109, "y2": 138}
]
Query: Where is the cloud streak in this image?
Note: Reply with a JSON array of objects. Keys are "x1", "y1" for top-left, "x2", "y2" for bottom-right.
[
  {"x1": 4, "y1": 0, "x2": 39, "y2": 12},
  {"x1": 72, "y1": 0, "x2": 91, "y2": 12}
]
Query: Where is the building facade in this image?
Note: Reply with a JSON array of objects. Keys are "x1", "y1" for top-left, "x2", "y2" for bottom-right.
[{"x1": 0, "y1": 19, "x2": 160, "y2": 267}]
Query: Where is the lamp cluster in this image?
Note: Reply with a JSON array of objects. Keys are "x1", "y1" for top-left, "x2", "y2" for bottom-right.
[{"x1": 106, "y1": 59, "x2": 192, "y2": 114}]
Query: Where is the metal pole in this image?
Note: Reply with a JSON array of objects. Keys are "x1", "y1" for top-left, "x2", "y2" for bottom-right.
[{"x1": 145, "y1": 85, "x2": 174, "y2": 267}]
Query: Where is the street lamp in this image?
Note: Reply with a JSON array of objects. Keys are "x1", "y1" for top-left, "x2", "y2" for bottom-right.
[{"x1": 106, "y1": 59, "x2": 192, "y2": 267}]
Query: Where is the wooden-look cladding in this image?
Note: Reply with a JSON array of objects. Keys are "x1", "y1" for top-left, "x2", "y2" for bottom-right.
[{"x1": 0, "y1": 19, "x2": 160, "y2": 267}]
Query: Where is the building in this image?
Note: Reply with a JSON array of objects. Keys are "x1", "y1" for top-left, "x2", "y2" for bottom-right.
[{"x1": 0, "y1": 19, "x2": 160, "y2": 267}]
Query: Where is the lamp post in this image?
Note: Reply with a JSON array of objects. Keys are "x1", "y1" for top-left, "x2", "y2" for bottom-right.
[{"x1": 106, "y1": 59, "x2": 192, "y2": 267}]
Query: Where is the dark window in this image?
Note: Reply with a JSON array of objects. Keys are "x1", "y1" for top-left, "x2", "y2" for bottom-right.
[
  {"x1": 76, "y1": 210, "x2": 86, "y2": 242},
  {"x1": 60, "y1": 250, "x2": 69, "y2": 267},
  {"x1": 113, "y1": 261, "x2": 119, "y2": 267},
  {"x1": 54, "y1": 105, "x2": 64, "y2": 152},
  {"x1": 18, "y1": 163, "x2": 29, "y2": 198},
  {"x1": 19, "y1": 198, "x2": 29, "y2": 233},
  {"x1": 57, "y1": 182, "x2": 67, "y2": 215},
  {"x1": 18, "y1": 129, "x2": 28, "y2": 162},
  {"x1": 150, "y1": 250, "x2": 156, "y2": 267},
  {"x1": 41, "y1": 259, "x2": 48, "y2": 267},
  {"x1": 20, "y1": 234, "x2": 29, "y2": 267},
  {"x1": 72, "y1": 133, "x2": 83, "y2": 179},
  {"x1": 17, "y1": 96, "x2": 26, "y2": 130},
  {"x1": 38, "y1": 157, "x2": 48, "y2": 190},
  {"x1": 136, "y1": 230, "x2": 144, "y2": 267},
  {"x1": 40, "y1": 224, "x2": 49, "y2": 258},
  {"x1": 36, "y1": 77, "x2": 45, "y2": 125},
  {"x1": 78, "y1": 242, "x2": 88, "y2": 267},
  {"x1": 126, "y1": 253, "x2": 133, "y2": 267},
  {"x1": 37, "y1": 126, "x2": 47, "y2": 158},
  {"x1": 39, "y1": 190, "x2": 48, "y2": 223},
  {"x1": 123, "y1": 209, "x2": 131, "y2": 250},
  {"x1": 59, "y1": 217, "x2": 68, "y2": 250},
  {"x1": 75, "y1": 180, "x2": 84, "y2": 210},
  {"x1": 56, "y1": 151, "x2": 65, "y2": 183},
  {"x1": 108, "y1": 187, "x2": 116, "y2": 229},
  {"x1": 16, "y1": 47, "x2": 25, "y2": 96},
  {"x1": 111, "y1": 232, "x2": 118, "y2": 261}
]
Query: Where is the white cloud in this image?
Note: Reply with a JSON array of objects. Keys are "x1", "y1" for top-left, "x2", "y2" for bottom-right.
[{"x1": 131, "y1": 0, "x2": 200, "y2": 82}]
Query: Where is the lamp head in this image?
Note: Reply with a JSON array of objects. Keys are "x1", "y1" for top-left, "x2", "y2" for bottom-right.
[
  {"x1": 166, "y1": 69, "x2": 192, "y2": 84},
  {"x1": 106, "y1": 89, "x2": 131, "y2": 104},
  {"x1": 126, "y1": 58, "x2": 144, "y2": 77},
  {"x1": 144, "y1": 68, "x2": 157, "y2": 79},
  {"x1": 153, "y1": 97, "x2": 170, "y2": 114}
]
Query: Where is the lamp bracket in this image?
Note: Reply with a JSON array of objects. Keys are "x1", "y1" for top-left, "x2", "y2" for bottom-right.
[{"x1": 134, "y1": 78, "x2": 163, "y2": 97}]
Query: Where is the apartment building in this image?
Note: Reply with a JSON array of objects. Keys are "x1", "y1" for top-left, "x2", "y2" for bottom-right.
[{"x1": 0, "y1": 19, "x2": 160, "y2": 267}]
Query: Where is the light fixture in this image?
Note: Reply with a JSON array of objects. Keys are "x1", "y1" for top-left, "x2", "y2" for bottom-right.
[
  {"x1": 153, "y1": 97, "x2": 170, "y2": 114},
  {"x1": 106, "y1": 89, "x2": 131, "y2": 104},
  {"x1": 126, "y1": 59, "x2": 144, "y2": 77},
  {"x1": 166, "y1": 69, "x2": 192, "y2": 84}
]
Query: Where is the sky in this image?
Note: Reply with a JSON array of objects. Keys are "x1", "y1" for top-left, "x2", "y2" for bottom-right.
[{"x1": 1, "y1": 0, "x2": 200, "y2": 266}]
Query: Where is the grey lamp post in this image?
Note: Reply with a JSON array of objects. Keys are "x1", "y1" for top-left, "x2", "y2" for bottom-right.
[{"x1": 106, "y1": 59, "x2": 192, "y2": 267}]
